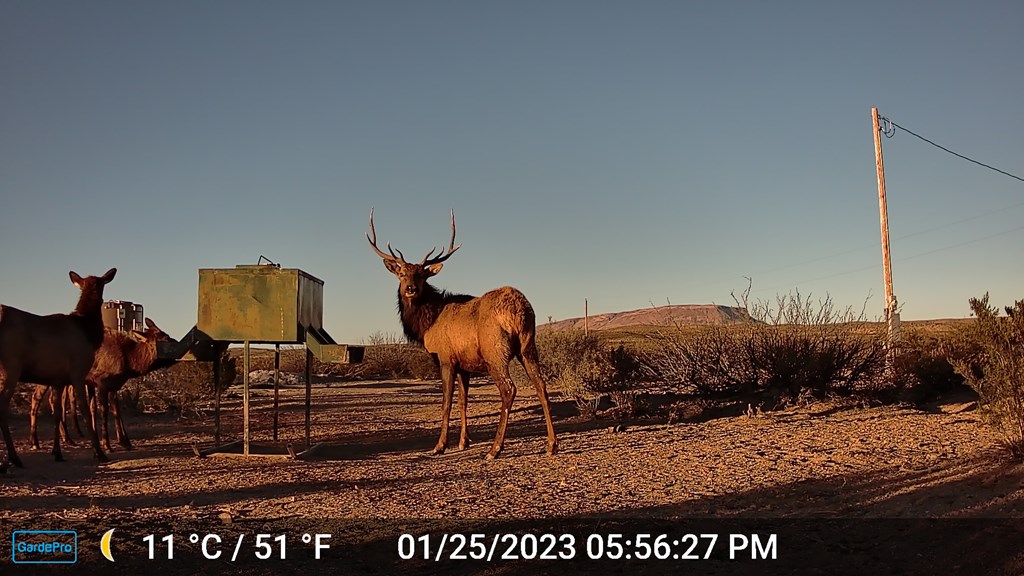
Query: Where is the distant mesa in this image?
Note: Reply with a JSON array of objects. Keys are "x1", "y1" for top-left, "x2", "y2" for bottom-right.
[{"x1": 540, "y1": 304, "x2": 754, "y2": 332}]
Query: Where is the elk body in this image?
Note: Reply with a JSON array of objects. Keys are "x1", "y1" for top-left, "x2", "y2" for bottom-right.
[
  {"x1": 0, "y1": 268, "x2": 117, "y2": 467},
  {"x1": 368, "y1": 210, "x2": 558, "y2": 459},
  {"x1": 29, "y1": 318, "x2": 175, "y2": 452}
]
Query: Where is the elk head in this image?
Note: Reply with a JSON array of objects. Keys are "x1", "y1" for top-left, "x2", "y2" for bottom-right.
[
  {"x1": 367, "y1": 209, "x2": 462, "y2": 303},
  {"x1": 129, "y1": 318, "x2": 173, "y2": 344},
  {"x1": 69, "y1": 268, "x2": 117, "y2": 315},
  {"x1": 69, "y1": 268, "x2": 117, "y2": 291}
]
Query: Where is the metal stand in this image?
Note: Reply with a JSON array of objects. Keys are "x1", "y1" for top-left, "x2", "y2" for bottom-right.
[
  {"x1": 186, "y1": 264, "x2": 362, "y2": 461},
  {"x1": 196, "y1": 341, "x2": 321, "y2": 460}
]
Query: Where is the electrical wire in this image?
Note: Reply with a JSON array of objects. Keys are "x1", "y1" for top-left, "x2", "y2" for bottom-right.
[
  {"x1": 671, "y1": 114, "x2": 1024, "y2": 297},
  {"x1": 670, "y1": 198, "x2": 1024, "y2": 294},
  {"x1": 749, "y1": 222, "x2": 1024, "y2": 296},
  {"x1": 881, "y1": 116, "x2": 1024, "y2": 183}
]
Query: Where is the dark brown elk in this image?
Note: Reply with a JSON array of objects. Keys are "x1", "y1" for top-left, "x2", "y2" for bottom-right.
[
  {"x1": 0, "y1": 268, "x2": 117, "y2": 467},
  {"x1": 367, "y1": 210, "x2": 558, "y2": 459},
  {"x1": 29, "y1": 318, "x2": 175, "y2": 452}
]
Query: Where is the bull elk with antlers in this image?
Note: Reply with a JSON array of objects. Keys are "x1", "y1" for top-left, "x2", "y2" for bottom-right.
[{"x1": 367, "y1": 210, "x2": 558, "y2": 459}]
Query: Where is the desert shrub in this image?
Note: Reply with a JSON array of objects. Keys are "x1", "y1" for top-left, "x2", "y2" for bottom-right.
[
  {"x1": 646, "y1": 289, "x2": 887, "y2": 402},
  {"x1": 356, "y1": 331, "x2": 440, "y2": 380},
  {"x1": 136, "y1": 350, "x2": 237, "y2": 417},
  {"x1": 747, "y1": 291, "x2": 887, "y2": 398},
  {"x1": 532, "y1": 330, "x2": 645, "y2": 415},
  {"x1": 606, "y1": 343, "x2": 648, "y2": 410},
  {"x1": 406, "y1": 349, "x2": 441, "y2": 380},
  {"x1": 645, "y1": 326, "x2": 754, "y2": 395},
  {"x1": 893, "y1": 329, "x2": 980, "y2": 402},
  {"x1": 951, "y1": 294, "x2": 1024, "y2": 459},
  {"x1": 118, "y1": 378, "x2": 146, "y2": 415}
]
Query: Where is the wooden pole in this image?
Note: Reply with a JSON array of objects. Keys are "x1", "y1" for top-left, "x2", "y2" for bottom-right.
[
  {"x1": 872, "y1": 107, "x2": 900, "y2": 351},
  {"x1": 584, "y1": 299, "x2": 589, "y2": 337}
]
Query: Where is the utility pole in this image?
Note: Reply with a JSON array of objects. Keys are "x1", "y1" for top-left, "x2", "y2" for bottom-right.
[
  {"x1": 872, "y1": 107, "x2": 900, "y2": 355},
  {"x1": 584, "y1": 299, "x2": 589, "y2": 337}
]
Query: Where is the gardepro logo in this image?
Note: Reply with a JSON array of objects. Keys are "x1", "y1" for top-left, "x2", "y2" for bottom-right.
[{"x1": 12, "y1": 530, "x2": 78, "y2": 564}]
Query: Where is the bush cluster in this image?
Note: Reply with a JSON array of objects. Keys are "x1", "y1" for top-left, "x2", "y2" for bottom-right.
[
  {"x1": 644, "y1": 291, "x2": 888, "y2": 402},
  {"x1": 530, "y1": 330, "x2": 647, "y2": 415},
  {"x1": 891, "y1": 327, "x2": 980, "y2": 402},
  {"x1": 951, "y1": 294, "x2": 1024, "y2": 459},
  {"x1": 126, "y1": 350, "x2": 237, "y2": 417},
  {"x1": 358, "y1": 332, "x2": 440, "y2": 380}
]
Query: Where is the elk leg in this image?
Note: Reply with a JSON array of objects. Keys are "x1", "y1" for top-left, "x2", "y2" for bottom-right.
[
  {"x1": 65, "y1": 385, "x2": 83, "y2": 439},
  {"x1": 521, "y1": 341, "x2": 559, "y2": 456},
  {"x1": 0, "y1": 379, "x2": 24, "y2": 468},
  {"x1": 74, "y1": 378, "x2": 107, "y2": 462},
  {"x1": 485, "y1": 368, "x2": 517, "y2": 460},
  {"x1": 111, "y1": 390, "x2": 132, "y2": 450},
  {"x1": 51, "y1": 385, "x2": 65, "y2": 462},
  {"x1": 29, "y1": 385, "x2": 46, "y2": 450},
  {"x1": 98, "y1": 388, "x2": 112, "y2": 452},
  {"x1": 58, "y1": 386, "x2": 77, "y2": 447},
  {"x1": 456, "y1": 370, "x2": 472, "y2": 450},
  {"x1": 433, "y1": 364, "x2": 457, "y2": 455}
]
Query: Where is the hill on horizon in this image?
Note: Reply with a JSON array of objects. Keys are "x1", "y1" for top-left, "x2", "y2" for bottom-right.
[{"x1": 539, "y1": 304, "x2": 754, "y2": 332}]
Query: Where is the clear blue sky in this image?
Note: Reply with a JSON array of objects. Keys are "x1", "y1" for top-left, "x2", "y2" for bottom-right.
[{"x1": 2, "y1": 1, "x2": 1022, "y2": 344}]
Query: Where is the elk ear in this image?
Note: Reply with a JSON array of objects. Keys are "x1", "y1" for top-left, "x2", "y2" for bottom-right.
[
  {"x1": 69, "y1": 271, "x2": 83, "y2": 286},
  {"x1": 424, "y1": 263, "x2": 443, "y2": 276},
  {"x1": 101, "y1": 268, "x2": 117, "y2": 283},
  {"x1": 145, "y1": 317, "x2": 157, "y2": 330},
  {"x1": 383, "y1": 259, "x2": 403, "y2": 275}
]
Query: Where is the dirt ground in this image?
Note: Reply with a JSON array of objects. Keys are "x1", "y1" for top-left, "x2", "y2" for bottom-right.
[{"x1": 2, "y1": 379, "x2": 1024, "y2": 575}]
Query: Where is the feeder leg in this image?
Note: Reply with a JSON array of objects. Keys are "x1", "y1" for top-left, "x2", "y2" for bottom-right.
[
  {"x1": 274, "y1": 344, "x2": 280, "y2": 442},
  {"x1": 213, "y1": 348, "x2": 221, "y2": 446},
  {"x1": 243, "y1": 340, "x2": 250, "y2": 457},
  {"x1": 305, "y1": 347, "x2": 312, "y2": 451}
]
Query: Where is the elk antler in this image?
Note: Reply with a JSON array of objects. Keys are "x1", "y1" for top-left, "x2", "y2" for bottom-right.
[
  {"x1": 421, "y1": 210, "x2": 462, "y2": 265},
  {"x1": 366, "y1": 208, "x2": 408, "y2": 264}
]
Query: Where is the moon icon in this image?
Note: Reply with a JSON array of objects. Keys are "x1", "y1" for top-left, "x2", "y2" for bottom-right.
[{"x1": 100, "y1": 529, "x2": 116, "y2": 562}]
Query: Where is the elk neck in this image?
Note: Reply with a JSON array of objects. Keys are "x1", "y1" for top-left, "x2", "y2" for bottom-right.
[
  {"x1": 127, "y1": 335, "x2": 161, "y2": 375},
  {"x1": 72, "y1": 286, "x2": 106, "y2": 347},
  {"x1": 396, "y1": 282, "x2": 473, "y2": 345}
]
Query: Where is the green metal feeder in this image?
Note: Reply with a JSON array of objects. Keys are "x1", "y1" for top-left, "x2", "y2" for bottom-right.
[{"x1": 191, "y1": 263, "x2": 363, "y2": 459}]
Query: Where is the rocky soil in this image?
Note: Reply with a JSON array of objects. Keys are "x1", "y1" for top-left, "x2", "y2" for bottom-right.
[{"x1": 2, "y1": 379, "x2": 1022, "y2": 575}]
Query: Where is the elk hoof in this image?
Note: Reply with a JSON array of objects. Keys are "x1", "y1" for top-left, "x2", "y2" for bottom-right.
[
  {"x1": 9, "y1": 455, "x2": 24, "y2": 469},
  {"x1": 95, "y1": 452, "x2": 109, "y2": 463},
  {"x1": 547, "y1": 442, "x2": 558, "y2": 456},
  {"x1": 53, "y1": 453, "x2": 64, "y2": 462},
  {"x1": 121, "y1": 441, "x2": 134, "y2": 451},
  {"x1": 484, "y1": 451, "x2": 499, "y2": 461},
  {"x1": 456, "y1": 439, "x2": 471, "y2": 451},
  {"x1": 431, "y1": 446, "x2": 446, "y2": 456}
]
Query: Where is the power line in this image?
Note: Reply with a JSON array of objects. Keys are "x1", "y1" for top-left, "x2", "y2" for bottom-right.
[
  {"x1": 670, "y1": 198, "x2": 1024, "y2": 294},
  {"x1": 672, "y1": 115, "x2": 1024, "y2": 297},
  {"x1": 749, "y1": 222, "x2": 1024, "y2": 296},
  {"x1": 880, "y1": 116, "x2": 1024, "y2": 183}
]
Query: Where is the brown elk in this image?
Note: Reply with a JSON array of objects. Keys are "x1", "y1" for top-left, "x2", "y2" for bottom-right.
[
  {"x1": 0, "y1": 268, "x2": 117, "y2": 467},
  {"x1": 367, "y1": 210, "x2": 558, "y2": 459},
  {"x1": 29, "y1": 318, "x2": 175, "y2": 452}
]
